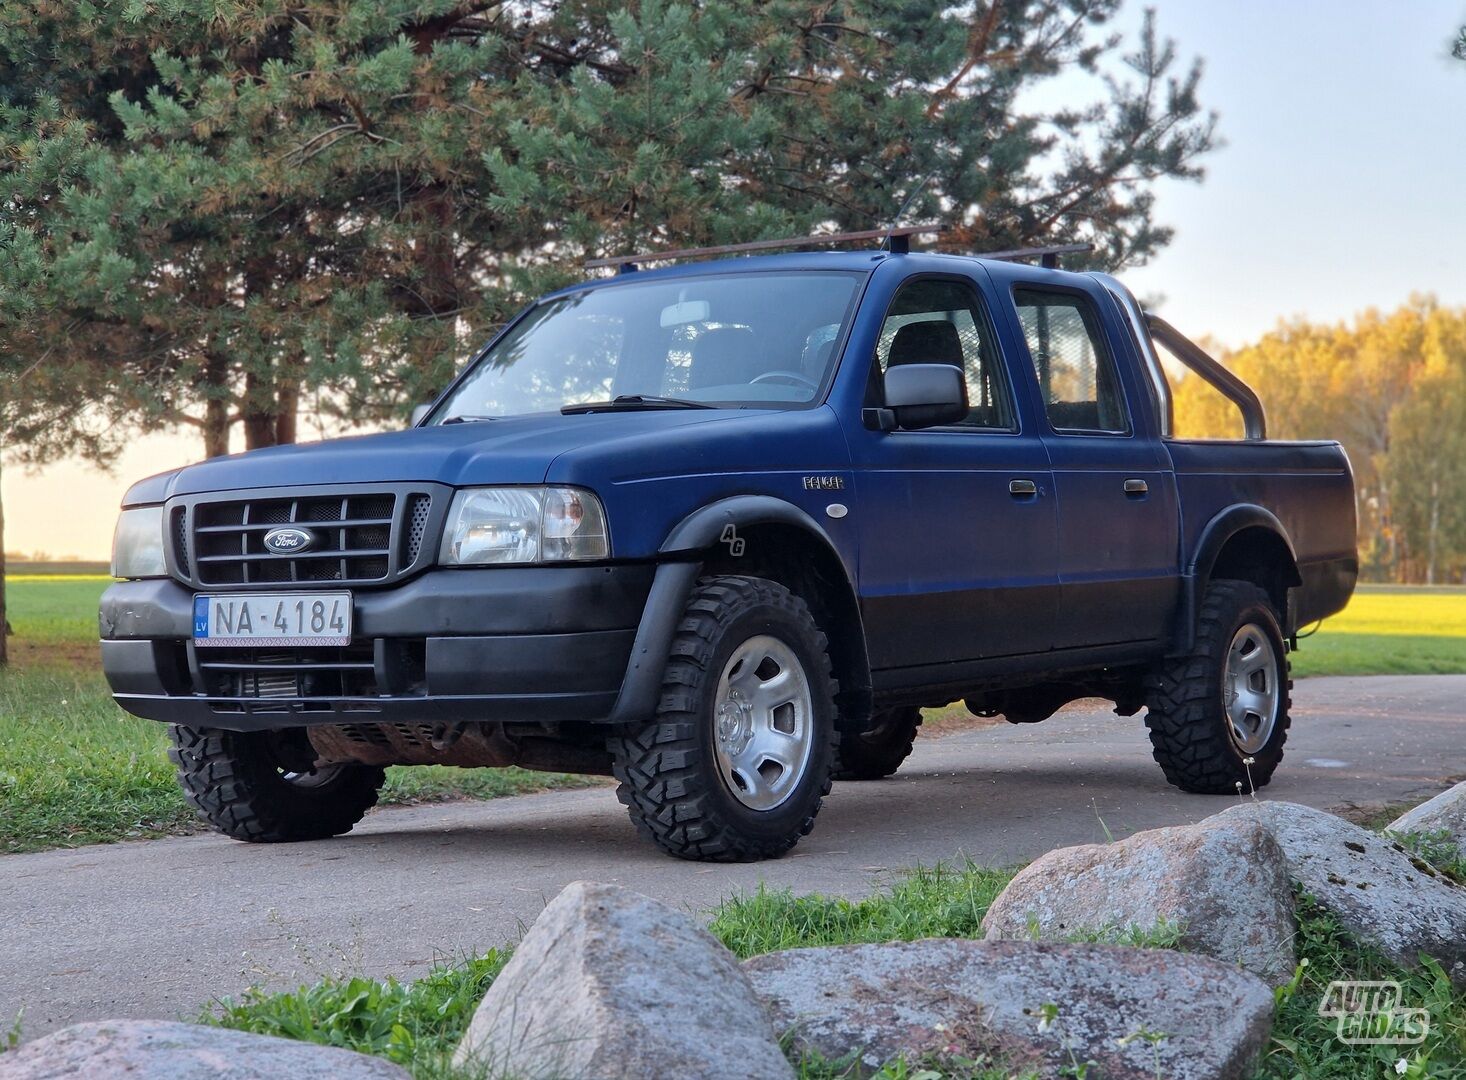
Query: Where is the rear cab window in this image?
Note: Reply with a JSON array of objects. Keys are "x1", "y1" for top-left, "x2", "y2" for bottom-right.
[{"x1": 1013, "y1": 288, "x2": 1131, "y2": 435}]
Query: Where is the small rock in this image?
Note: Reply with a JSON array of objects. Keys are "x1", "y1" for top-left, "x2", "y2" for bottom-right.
[
  {"x1": 453, "y1": 880, "x2": 791, "y2": 1080},
  {"x1": 746, "y1": 938, "x2": 1273, "y2": 1080},
  {"x1": 1388, "y1": 781, "x2": 1466, "y2": 855},
  {"x1": 1217, "y1": 801, "x2": 1466, "y2": 985},
  {"x1": 981, "y1": 817, "x2": 1296, "y2": 985},
  {"x1": 0, "y1": 1020, "x2": 408, "y2": 1079}
]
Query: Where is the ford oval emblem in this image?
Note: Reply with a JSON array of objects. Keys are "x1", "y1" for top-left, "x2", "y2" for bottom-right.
[{"x1": 262, "y1": 527, "x2": 315, "y2": 555}]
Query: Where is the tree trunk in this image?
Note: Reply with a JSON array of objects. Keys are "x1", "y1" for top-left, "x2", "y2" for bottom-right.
[
  {"x1": 203, "y1": 397, "x2": 231, "y2": 458},
  {"x1": 406, "y1": 25, "x2": 460, "y2": 322},
  {"x1": 1, "y1": 455, "x2": 8, "y2": 667},
  {"x1": 242, "y1": 364, "x2": 301, "y2": 451},
  {"x1": 1377, "y1": 476, "x2": 1398, "y2": 583},
  {"x1": 243, "y1": 369, "x2": 278, "y2": 450},
  {"x1": 1426, "y1": 477, "x2": 1440, "y2": 587},
  {"x1": 202, "y1": 350, "x2": 232, "y2": 458},
  {"x1": 275, "y1": 378, "x2": 299, "y2": 445}
]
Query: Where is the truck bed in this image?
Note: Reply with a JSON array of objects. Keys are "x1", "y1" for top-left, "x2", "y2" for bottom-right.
[{"x1": 1166, "y1": 439, "x2": 1358, "y2": 627}]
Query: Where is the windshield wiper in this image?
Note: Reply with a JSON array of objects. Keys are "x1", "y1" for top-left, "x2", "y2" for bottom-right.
[
  {"x1": 440, "y1": 415, "x2": 499, "y2": 425},
  {"x1": 561, "y1": 395, "x2": 714, "y2": 415}
]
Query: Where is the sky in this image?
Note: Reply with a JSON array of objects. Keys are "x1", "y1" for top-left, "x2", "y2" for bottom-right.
[{"x1": 6, "y1": 0, "x2": 1466, "y2": 561}]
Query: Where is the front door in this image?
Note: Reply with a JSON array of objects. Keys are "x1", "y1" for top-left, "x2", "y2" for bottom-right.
[
  {"x1": 847, "y1": 274, "x2": 1060, "y2": 676},
  {"x1": 1007, "y1": 284, "x2": 1180, "y2": 648}
]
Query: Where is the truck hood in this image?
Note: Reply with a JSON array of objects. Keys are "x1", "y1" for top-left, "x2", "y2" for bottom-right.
[{"x1": 123, "y1": 410, "x2": 765, "y2": 505}]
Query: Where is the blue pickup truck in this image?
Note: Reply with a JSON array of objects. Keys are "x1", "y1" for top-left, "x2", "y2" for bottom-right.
[{"x1": 101, "y1": 240, "x2": 1357, "y2": 861}]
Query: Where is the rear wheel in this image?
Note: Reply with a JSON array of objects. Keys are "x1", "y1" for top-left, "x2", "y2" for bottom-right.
[
  {"x1": 1143, "y1": 579, "x2": 1292, "y2": 794},
  {"x1": 607, "y1": 575, "x2": 838, "y2": 861},
  {"x1": 168, "y1": 726, "x2": 385, "y2": 842},
  {"x1": 834, "y1": 706, "x2": 922, "y2": 780}
]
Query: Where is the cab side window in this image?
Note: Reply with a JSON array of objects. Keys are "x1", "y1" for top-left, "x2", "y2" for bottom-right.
[
  {"x1": 876, "y1": 279, "x2": 1015, "y2": 430},
  {"x1": 1014, "y1": 288, "x2": 1130, "y2": 434}
]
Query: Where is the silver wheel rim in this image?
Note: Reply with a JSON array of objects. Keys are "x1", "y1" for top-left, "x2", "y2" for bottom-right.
[
  {"x1": 712, "y1": 634, "x2": 815, "y2": 811},
  {"x1": 280, "y1": 765, "x2": 343, "y2": 788},
  {"x1": 1224, "y1": 623, "x2": 1280, "y2": 755}
]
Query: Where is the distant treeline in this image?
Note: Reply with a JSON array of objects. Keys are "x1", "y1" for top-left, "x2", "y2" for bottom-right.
[{"x1": 1173, "y1": 298, "x2": 1466, "y2": 584}]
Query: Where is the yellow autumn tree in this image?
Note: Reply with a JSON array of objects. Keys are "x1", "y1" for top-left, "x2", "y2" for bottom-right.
[{"x1": 1170, "y1": 297, "x2": 1466, "y2": 583}]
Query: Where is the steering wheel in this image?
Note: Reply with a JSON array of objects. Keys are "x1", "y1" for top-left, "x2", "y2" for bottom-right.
[{"x1": 750, "y1": 370, "x2": 819, "y2": 391}]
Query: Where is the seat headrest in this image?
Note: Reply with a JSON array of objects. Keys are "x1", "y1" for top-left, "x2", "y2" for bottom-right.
[
  {"x1": 887, "y1": 320, "x2": 963, "y2": 368},
  {"x1": 690, "y1": 326, "x2": 761, "y2": 388}
]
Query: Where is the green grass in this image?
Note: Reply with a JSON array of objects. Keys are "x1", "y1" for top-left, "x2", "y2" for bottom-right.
[
  {"x1": 207, "y1": 951, "x2": 511, "y2": 1080},
  {"x1": 708, "y1": 862, "x2": 1015, "y2": 958},
  {"x1": 3, "y1": 561, "x2": 110, "y2": 577},
  {"x1": 1291, "y1": 588, "x2": 1466, "y2": 677},
  {"x1": 5, "y1": 577, "x2": 109, "y2": 648},
  {"x1": 1267, "y1": 891, "x2": 1466, "y2": 1080},
  {"x1": 184, "y1": 848, "x2": 1466, "y2": 1080},
  {"x1": 0, "y1": 577, "x2": 602, "y2": 854}
]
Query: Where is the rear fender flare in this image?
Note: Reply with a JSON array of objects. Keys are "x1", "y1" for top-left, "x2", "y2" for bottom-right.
[{"x1": 1172, "y1": 504, "x2": 1302, "y2": 650}]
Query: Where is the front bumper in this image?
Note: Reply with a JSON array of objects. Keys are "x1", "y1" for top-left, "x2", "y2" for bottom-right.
[{"x1": 100, "y1": 565, "x2": 655, "y2": 731}]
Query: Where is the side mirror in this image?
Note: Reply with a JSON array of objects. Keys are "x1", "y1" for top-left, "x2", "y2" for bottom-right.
[
  {"x1": 873, "y1": 364, "x2": 968, "y2": 430},
  {"x1": 410, "y1": 404, "x2": 432, "y2": 427}
]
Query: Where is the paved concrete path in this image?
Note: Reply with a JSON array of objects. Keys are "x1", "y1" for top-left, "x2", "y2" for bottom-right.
[{"x1": 2, "y1": 675, "x2": 1462, "y2": 1035}]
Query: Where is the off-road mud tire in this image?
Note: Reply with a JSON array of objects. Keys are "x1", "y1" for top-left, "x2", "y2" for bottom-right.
[
  {"x1": 168, "y1": 725, "x2": 385, "y2": 842},
  {"x1": 1143, "y1": 579, "x2": 1292, "y2": 795},
  {"x1": 606, "y1": 575, "x2": 838, "y2": 861},
  {"x1": 834, "y1": 706, "x2": 923, "y2": 780}
]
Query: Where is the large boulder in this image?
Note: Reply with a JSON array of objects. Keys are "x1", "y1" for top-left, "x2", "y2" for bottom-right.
[
  {"x1": 453, "y1": 880, "x2": 792, "y2": 1080},
  {"x1": 746, "y1": 939, "x2": 1273, "y2": 1080},
  {"x1": 0, "y1": 1020, "x2": 407, "y2": 1079},
  {"x1": 1216, "y1": 801, "x2": 1466, "y2": 985},
  {"x1": 1388, "y1": 781, "x2": 1466, "y2": 854},
  {"x1": 980, "y1": 817, "x2": 1296, "y2": 985}
]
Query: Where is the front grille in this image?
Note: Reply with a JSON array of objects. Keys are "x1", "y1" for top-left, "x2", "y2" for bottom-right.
[
  {"x1": 404, "y1": 494, "x2": 432, "y2": 564},
  {"x1": 172, "y1": 507, "x2": 191, "y2": 576},
  {"x1": 170, "y1": 484, "x2": 446, "y2": 589},
  {"x1": 197, "y1": 643, "x2": 379, "y2": 712}
]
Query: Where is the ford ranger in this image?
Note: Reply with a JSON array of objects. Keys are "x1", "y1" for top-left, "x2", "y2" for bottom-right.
[{"x1": 100, "y1": 236, "x2": 1358, "y2": 861}]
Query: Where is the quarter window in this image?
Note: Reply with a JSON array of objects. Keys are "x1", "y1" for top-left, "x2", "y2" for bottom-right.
[
  {"x1": 875, "y1": 279, "x2": 1015, "y2": 430},
  {"x1": 1014, "y1": 289, "x2": 1130, "y2": 434}
]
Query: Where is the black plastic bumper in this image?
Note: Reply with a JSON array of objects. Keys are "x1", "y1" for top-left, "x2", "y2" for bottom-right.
[{"x1": 100, "y1": 565, "x2": 658, "y2": 731}]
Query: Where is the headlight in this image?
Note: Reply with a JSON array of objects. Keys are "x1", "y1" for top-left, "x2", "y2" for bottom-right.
[
  {"x1": 439, "y1": 487, "x2": 609, "y2": 565},
  {"x1": 111, "y1": 506, "x2": 167, "y2": 579}
]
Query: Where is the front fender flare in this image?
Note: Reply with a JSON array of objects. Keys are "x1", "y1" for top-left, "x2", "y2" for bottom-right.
[
  {"x1": 659, "y1": 495, "x2": 839, "y2": 557},
  {"x1": 606, "y1": 496, "x2": 861, "y2": 726}
]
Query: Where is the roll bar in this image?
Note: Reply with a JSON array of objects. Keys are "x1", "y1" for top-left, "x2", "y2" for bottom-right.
[{"x1": 1144, "y1": 313, "x2": 1268, "y2": 441}]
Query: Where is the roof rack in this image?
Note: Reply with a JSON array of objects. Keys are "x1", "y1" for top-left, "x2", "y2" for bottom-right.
[
  {"x1": 583, "y1": 232, "x2": 1094, "y2": 273},
  {"x1": 979, "y1": 243, "x2": 1094, "y2": 269},
  {"x1": 585, "y1": 225, "x2": 946, "y2": 272}
]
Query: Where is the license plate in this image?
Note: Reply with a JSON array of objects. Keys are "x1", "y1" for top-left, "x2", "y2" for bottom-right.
[{"x1": 193, "y1": 592, "x2": 353, "y2": 647}]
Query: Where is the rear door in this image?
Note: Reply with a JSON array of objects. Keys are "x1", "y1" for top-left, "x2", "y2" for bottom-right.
[
  {"x1": 1005, "y1": 282, "x2": 1180, "y2": 648},
  {"x1": 847, "y1": 272, "x2": 1060, "y2": 673}
]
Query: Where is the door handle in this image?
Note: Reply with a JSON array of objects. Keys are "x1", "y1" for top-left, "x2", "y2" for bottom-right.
[
  {"x1": 1009, "y1": 479, "x2": 1038, "y2": 496},
  {"x1": 1124, "y1": 478, "x2": 1149, "y2": 495}
]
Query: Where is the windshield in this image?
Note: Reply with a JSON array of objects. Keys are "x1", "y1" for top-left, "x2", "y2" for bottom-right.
[{"x1": 433, "y1": 271, "x2": 864, "y2": 420}]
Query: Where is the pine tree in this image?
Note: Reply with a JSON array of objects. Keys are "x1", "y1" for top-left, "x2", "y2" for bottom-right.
[{"x1": 1, "y1": 1, "x2": 1217, "y2": 464}]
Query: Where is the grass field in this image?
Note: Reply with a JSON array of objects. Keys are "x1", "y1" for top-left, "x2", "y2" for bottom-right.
[
  {"x1": 195, "y1": 854, "x2": 1465, "y2": 1079},
  {"x1": 1291, "y1": 585, "x2": 1466, "y2": 678},
  {"x1": 0, "y1": 576, "x2": 601, "y2": 854},
  {"x1": 1, "y1": 575, "x2": 1463, "y2": 855}
]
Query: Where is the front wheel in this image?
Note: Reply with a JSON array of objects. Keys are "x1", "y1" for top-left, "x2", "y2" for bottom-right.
[
  {"x1": 1143, "y1": 579, "x2": 1292, "y2": 795},
  {"x1": 608, "y1": 575, "x2": 838, "y2": 861},
  {"x1": 168, "y1": 726, "x2": 385, "y2": 842}
]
